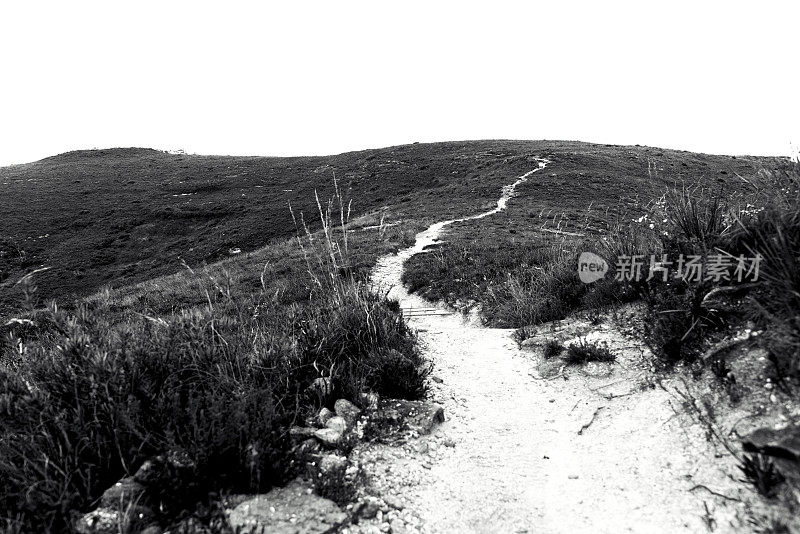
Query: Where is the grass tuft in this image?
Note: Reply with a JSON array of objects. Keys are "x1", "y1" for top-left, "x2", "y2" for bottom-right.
[{"x1": 563, "y1": 338, "x2": 615, "y2": 364}]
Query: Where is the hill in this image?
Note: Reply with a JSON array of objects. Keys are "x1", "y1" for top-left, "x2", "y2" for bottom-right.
[{"x1": 0, "y1": 141, "x2": 778, "y2": 311}]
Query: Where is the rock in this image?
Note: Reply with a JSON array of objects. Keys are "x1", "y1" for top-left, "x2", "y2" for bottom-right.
[
  {"x1": 308, "y1": 377, "x2": 334, "y2": 401},
  {"x1": 314, "y1": 428, "x2": 344, "y2": 448},
  {"x1": 357, "y1": 497, "x2": 381, "y2": 519},
  {"x1": 742, "y1": 425, "x2": 800, "y2": 462},
  {"x1": 75, "y1": 506, "x2": 154, "y2": 534},
  {"x1": 377, "y1": 400, "x2": 445, "y2": 435},
  {"x1": 165, "y1": 449, "x2": 195, "y2": 472},
  {"x1": 100, "y1": 477, "x2": 147, "y2": 509},
  {"x1": 318, "y1": 454, "x2": 348, "y2": 477},
  {"x1": 326, "y1": 415, "x2": 348, "y2": 433},
  {"x1": 134, "y1": 458, "x2": 164, "y2": 485},
  {"x1": 228, "y1": 479, "x2": 346, "y2": 534},
  {"x1": 701, "y1": 283, "x2": 757, "y2": 313},
  {"x1": 133, "y1": 450, "x2": 196, "y2": 494},
  {"x1": 390, "y1": 519, "x2": 408, "y2": 534},
  {"x1": 318, "y1": 407, "x2": 335, "y2": 426},
  {"x1": 334, "y1": 399, "x2": 363, "y2": 425},
  {"x1": 75, "y1": 509, "x2": 123, "y2": 534},
  {"x1": 291, "y1": 426, "x2": 318, "y2": 440},
  {"x1": 382, "y1": 495, "x2": 404, "y2": 510},
  {"x1": 140, "y1": 526, "x2": 163, "y2": 534}
]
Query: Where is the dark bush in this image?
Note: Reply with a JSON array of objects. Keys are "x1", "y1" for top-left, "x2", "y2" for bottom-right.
[
  {"x1": 738, "y1": 453, "x2": 785, "y2": 499},
  {"x1": 563, "y1": 339, "x2": 615, "y2": 364},
  {"x1": 543, "y1": 339, "x2": 565, "y2": 359}
]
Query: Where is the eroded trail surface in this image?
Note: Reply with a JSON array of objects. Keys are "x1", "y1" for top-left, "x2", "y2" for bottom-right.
[{"x1": 363, "y1": 162, "x2": 748, "y2": 534}]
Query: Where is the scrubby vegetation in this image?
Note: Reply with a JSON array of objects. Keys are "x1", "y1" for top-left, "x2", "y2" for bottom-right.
[
  {"x1": 405, "y1": 154, "x2": 800, "y2": 383},
  {"x1": 0, "y1": 187, "x2": 427, "y2": 532}
]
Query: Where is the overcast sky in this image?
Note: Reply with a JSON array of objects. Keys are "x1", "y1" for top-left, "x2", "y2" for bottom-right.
[{"x1": 1, "y1": 1, "x2": 798, "y2": 166}]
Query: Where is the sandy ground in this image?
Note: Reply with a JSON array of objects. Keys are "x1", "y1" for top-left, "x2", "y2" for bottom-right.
[{"x1": 359, "y1": 162, "x2": 761, "y2": 534}]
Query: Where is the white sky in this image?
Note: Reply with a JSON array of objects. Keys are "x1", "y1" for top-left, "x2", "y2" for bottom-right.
[{"x1": 1, "y1": 1, "x2": 798, "y2": 166}]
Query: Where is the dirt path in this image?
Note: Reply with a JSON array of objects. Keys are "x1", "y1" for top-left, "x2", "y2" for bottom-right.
[{"x1": 362, "y1": 162, "x2": 752, "y2": 534}]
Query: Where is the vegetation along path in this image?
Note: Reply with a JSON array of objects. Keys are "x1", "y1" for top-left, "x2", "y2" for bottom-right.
[{"x1": 368, "y1": 160, "x2": 748, "y2": 534}]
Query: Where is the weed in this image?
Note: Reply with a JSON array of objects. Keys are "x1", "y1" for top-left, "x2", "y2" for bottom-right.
[
  {"x1": 563, "y1": 339, "x2": 615, "y2": 364},
  {"x1": 738, "y1": 453, "x2": 785, "y2": 498}
]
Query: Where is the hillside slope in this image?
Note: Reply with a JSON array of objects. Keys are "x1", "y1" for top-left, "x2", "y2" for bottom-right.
[{"x1": 0, "y1": 141, "x2": 778, "y2": 309}]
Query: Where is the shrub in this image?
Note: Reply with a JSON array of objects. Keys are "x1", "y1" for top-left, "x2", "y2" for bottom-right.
[
  {"x1": 641, "y1": 280, "x2": 711, "y2": 365},
  {"x1": 738, "y1": 453, "x2": 785, "y2": 499},
  {"x1": 563, "y1": 338, "x2": 615, "y2": 364}
]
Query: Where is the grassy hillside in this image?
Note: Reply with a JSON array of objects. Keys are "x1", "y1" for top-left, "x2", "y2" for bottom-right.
[
  {"x1": 0, "y1": 141, "x2": 776, "y2": 313},
  {"x1": 0, "y1": 140, "x2": 793, "y2": 532}
]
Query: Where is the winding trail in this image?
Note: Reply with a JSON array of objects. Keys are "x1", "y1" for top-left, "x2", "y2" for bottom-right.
[{"x1": 366, "y1": 162, "x2": 749, "y2": 533}]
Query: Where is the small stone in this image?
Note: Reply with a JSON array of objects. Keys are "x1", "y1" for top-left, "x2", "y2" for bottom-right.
[
  {"x1": 443, "y1": 438, "x2": 456, "y2": 448},
  {"x1": 100, "y1": 477, "x2": 147, "y2": 510},
  {"x1": 382, "y1": 495, "x2": 404, "y2": 510},
  {"x1": 359, "y1": 497, "x2": 381, "y2": 519},
  {"x1": 314, "y1": 428, "x2": 344, "y2": 448},
  {"x1": 326, "y1": 416, "x2": 348, "y2": 433},
  {"x1": 133, "y1": 459, "x2": 162, "y2": 485},
  {"x1": 390, "y1": 519, "x2": 408, "y2": 534},
  {"x1": 75, "y1": 509, "x2": 123, "y2": 534},
  {"x1": 318, "y1": 454, "x2": 348, "y2": 476},
  {"x1": 318, "y1": 407, "x2": 335, "y2": 426},
  {"x1": 415, "y1": 442, "x2": 429, "y2": 454},
  {"x1": 568, "y1": 474, "x2": 579, "y2": 479},
  {"x1": 334, "y1": 399, "x2": 363, "y2": 425}
]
